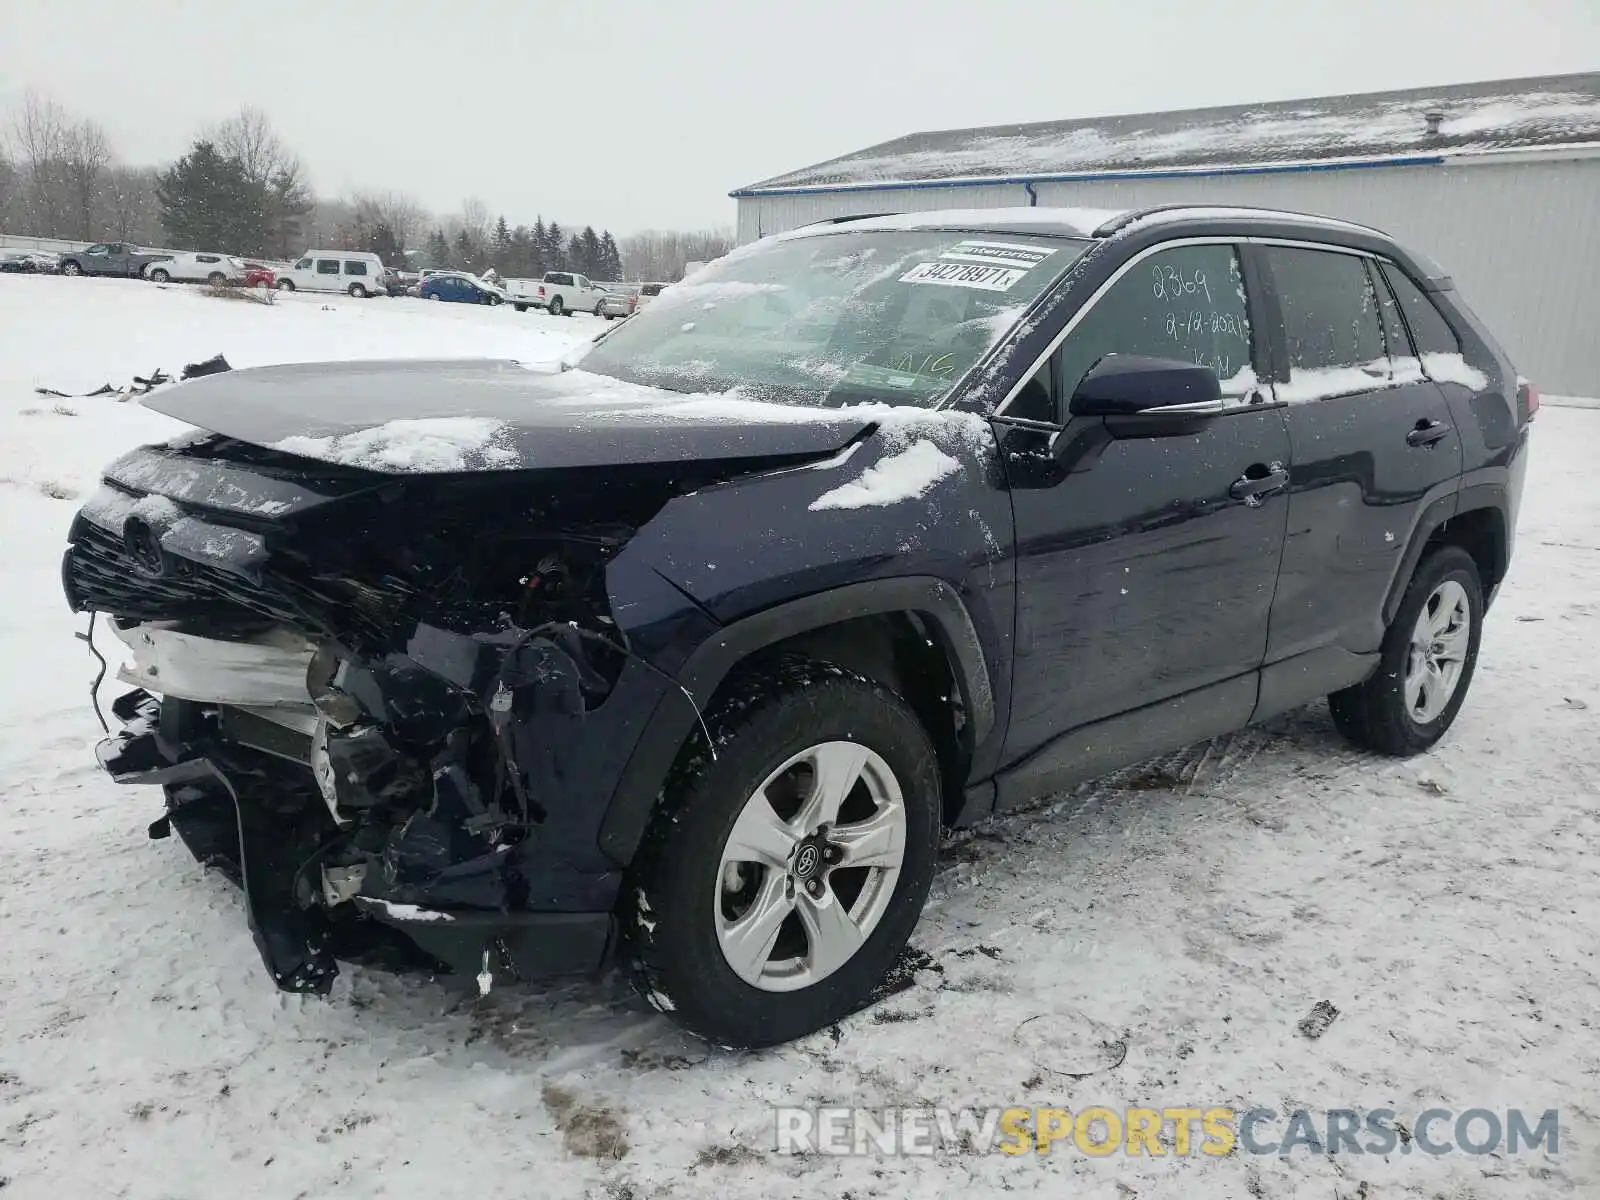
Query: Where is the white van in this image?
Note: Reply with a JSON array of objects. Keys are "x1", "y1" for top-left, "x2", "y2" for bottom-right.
[{"x1": 274, "y1": 251, "x2": 386, "y2": 297}]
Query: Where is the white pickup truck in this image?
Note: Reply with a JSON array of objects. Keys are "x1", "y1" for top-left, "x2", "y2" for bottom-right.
[{"x1": 504, "y1": 271, "x2": 610, "y2": 316}]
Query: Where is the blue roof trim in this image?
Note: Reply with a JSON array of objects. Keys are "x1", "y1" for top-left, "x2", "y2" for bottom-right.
[{"x1": 729, "y1": 154, "x2": 1448, "y2": 199}]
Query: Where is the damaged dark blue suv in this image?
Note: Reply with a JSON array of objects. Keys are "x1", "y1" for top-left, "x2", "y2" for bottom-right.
[{"x1": 64, "y1": 206, "x2": 1533, "y2": 1047}]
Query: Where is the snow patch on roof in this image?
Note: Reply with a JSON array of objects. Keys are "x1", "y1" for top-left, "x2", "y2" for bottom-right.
[
  {"x1": 739, "y1": 74, "x2": 1600, "y2": 192},
  {"x1": 273, "y1": 417, "x2": 517, "y2": 473},
  {"x1": 809, "y1": 439, "x2": 962, "y2": 511}
]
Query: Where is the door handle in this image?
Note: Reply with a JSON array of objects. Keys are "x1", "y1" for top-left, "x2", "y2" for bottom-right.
[
  {"x1": 1229, "y1": 463, "x2": 1289, "y2": 505},
  {"x1": 1406, "y1": 419, "x2": 1449, "y2": 447}
]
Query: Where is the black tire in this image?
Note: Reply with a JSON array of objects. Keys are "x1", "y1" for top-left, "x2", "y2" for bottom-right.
[
  {"x1": 276, "y1": 279, "x2": 295, "y2": 292},
  {"x1": 548, "y1": 296, "x2": 564, "y2": 317},
  {"x1": 149, "y1": 268, "x2": 170, "y2": 283},
  {"x1": 625, "y1": 657, "x2": 941, "y2": 1049},
  {"x1": 487, "y1": 293, "x2": 501, "y2": 306},
  {"x1": 1329, "y1": 545, "x2": 1484, "y2": 755},
  {"x1": 427, "y1": 292, "x2": 441, "y2": 301},
  {"x1": 61, "y1": 260, "x2": 83, "y2": 276},
  {"x1": 207, "y1": 271, "x2": 226, "y2": 286},
  {"x1": 514, "y1": 303, "x2": 528, "y2": 313},
  {"x1": 348, "y1": 283, "x2": 367, "y2": 298}
]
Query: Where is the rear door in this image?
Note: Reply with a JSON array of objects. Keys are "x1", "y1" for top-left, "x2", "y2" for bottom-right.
[
  {"x1": 996, "y1": 239, "x2": 1292, "y2": 797},
  {"x1": 1254, "y1": 242, "x2": 1461, "y2": 692}
]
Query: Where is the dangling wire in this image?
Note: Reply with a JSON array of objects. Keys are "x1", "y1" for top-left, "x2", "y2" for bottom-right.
[{"x1": 75, "y1": 612, "x2": 109, "y2": 735}]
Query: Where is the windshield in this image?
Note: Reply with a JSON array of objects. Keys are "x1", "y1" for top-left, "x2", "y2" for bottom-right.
[{"x1": 578, "y1": 229, "x2": 1086, "y2": 407}]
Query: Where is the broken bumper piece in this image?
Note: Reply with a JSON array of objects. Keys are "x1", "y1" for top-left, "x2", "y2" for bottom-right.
[{"x1": 98, "y1": 691, "x2": 616, "y2": 996}]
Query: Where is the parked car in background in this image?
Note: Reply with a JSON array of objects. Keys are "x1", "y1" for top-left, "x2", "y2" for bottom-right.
[
  {"x1": 1, "y1": 250, "x2": 41, "y2": 273},
  {"x1": 596, "y1": 291, "x2": 636, "y2": 320},
  {"x1": 505, "y1": 270, "x2": 609, "y2": 315},
  {"x1": 273, "y1": 251, "x2": 386, "y2": 296},
  {"x1": 58, "y1": 243, "x2": 172, "y2": 278},
  {"x1": 634, "y1": 281, "x2": 668, "y2": 311},
  {"x1": 418, "y1": 272, "x2": 506, "y2": 305},
  {"x1": 244, "y1": 264, "x2": 277, "y2": 289},
  {"x1": 383, "y1": 269, "x2": 419, "y2": 297},
  {"x1": 145, "y1": 252, "x2": 248, "y2": 286}
]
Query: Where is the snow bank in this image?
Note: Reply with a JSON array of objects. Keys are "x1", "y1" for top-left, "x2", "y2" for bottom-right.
[
  {"x1": 808, "y1": 439, "x2": 961, "y2": 510},
  {"x1": 273, "y1": 417, "x2": 518, "y2": 473}
]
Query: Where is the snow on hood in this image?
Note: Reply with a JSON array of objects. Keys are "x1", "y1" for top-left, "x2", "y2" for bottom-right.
[{"x1": 140, "y1": 358, "x2": 987, "y2": 475}]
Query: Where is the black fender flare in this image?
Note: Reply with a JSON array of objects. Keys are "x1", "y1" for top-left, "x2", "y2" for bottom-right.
[
  {"x1": 597, "y1": 576, "x2": 995, "y2": 866},
  {"x1": 1381, "y1": 487, "x2": 1508, "y2": 627}
]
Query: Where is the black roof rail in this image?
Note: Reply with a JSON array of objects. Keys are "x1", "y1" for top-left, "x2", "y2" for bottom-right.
[
  {"x1": 801, "y1": 213, "x2": 902, "y2": 227},
  {"x1": 1091, "y1": 204, "x2": 1386, "y2": 238}
]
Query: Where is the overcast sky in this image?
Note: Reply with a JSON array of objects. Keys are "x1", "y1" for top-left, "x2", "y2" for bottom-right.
[{"x1": 4, "y1": 0, "x2": 1597, "y2": 234}]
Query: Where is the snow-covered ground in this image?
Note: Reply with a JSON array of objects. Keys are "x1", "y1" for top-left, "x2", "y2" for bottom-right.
[{"x1": 2, "y1": 273, "x2": 1598, "y2": 1199}]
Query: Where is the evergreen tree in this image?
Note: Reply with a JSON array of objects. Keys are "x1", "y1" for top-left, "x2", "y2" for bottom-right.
[
  {"x1": 264, "y1": 166, "x2": 313, "y2": 259},
  {"x1": 531, "y1": 217, "x2": 549, "y2": 274},
  {"x1": 578, "y1": 225, "x2": 603, "y2": 277},
  {"x1": 598, "y1": 230, "x2": 623, "y2": 281},
  {"x1": 453, "y1": 228, "x2": 477, "y2": 271},
  {"x1": 368, "y1": 221, "x2": 404, "y2": 267},
  {"x1": 156, "y1": 140, "x2": 267, "y2": 254},
  {"x1": 566, "y1": 233, "x2": 586, "y2": 275},
  {"x1": 493, "y1": 214, "x2": 511, "y2": 252},
  {"x1": 509, "y1": 225, "x2": 534, "y2": 277},
  {"x1": 546, "y1": 221, "x2": 565, "y2": 269},
  {"x1": 424, "y1": 228, "x2": 451, "y2": 269}
]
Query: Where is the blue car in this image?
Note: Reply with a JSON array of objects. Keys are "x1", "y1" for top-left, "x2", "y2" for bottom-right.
[{"x1": 418, "y1": 273, "x2": 505, "y2": 305}]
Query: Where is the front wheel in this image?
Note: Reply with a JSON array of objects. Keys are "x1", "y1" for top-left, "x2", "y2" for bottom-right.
[
  {"x1": 487, "y1": 293, "x2": 502, "y2": 306},
  {"x1": 1329, "y1": 545, "x2": 1484, "y2": 755},
  {"x1": 625, "y1": 658, "x2": 941, "y2": 1048},
  {"x1": 276, "y1": 279, "x2": 295, "y2": 292}
]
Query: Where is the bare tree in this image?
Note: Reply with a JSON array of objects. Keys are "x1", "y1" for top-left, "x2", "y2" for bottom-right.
[
  {"x1": 211, "y1": 106, "x2": 287, "y2": 186},
  {"x1": 458, "y1": 196, "x2": 491, "y2": 249},
  {"x1": 351, "y1": 190, "x2": 428, "y2": 249},
  {"x1": 0, "y1": 146, "x2": 17, "y2": 229},
  {"x1": 619, "y1": 228, "x2": 736, "y2": 282},
  {"x1": 11, "y1": 91, "x2": 71, "y2": 235},
  {"x1": 62, "y1": 118, "x2": 113, "y2": 240},
  {"x1": 100, "y1": 165, "x2": 161, "y2": 244}
]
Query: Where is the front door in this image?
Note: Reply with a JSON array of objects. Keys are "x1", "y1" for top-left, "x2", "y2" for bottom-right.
[
  {"x1": 997, "y1": 241, "x2": 1291, "y2": 798},
  {"x1": 1254, "y1": 244, "x2": 1462, "y2": 673}
]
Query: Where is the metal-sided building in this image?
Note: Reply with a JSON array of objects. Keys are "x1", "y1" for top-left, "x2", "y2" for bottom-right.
[{"x1": 731, "y1": 73, "x2": 1600, "y2": 395}]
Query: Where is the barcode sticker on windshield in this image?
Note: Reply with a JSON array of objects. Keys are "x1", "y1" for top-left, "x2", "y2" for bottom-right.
[
  {"x1": 938, "y1": 240, "x2": 1054, "y2": 270},
  {"x1": 900, "y1": 261, "x2": 1027, "y2": 291}
]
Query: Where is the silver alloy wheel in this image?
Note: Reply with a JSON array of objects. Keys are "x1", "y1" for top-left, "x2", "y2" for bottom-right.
[
  {"x1": 1405, "y1": 579, "x2": 1471, "y2": 723},
  {"x1": 715, "y1": 741, "x2": 906, "y2": 992}
]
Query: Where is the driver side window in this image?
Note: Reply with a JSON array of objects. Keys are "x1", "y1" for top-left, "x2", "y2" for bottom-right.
[{"x1": 1055, "y1": 243, "x2": 1256, "y2": 413}]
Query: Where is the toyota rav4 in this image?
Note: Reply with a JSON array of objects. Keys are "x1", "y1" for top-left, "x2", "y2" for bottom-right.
[{"x1": 63, "y1": 205, "x2": 1533, "y2": 1047}]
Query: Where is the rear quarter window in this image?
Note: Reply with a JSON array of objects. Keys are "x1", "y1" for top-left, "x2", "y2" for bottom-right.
[{"x1": 1380, "y1": 264, "x2": 1461, "y2": 355}]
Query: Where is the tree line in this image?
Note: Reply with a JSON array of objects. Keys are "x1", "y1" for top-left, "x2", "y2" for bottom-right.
[{"x1": 0, "y1": 91, "x2": 732, "y2": 281}]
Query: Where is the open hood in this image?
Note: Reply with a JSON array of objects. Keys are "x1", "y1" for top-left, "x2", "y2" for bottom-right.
[{"x1": 143, "y1": 359, "x2": 873, "y2": 474}]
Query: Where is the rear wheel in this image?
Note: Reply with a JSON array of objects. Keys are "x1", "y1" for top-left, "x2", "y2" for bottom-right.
[
  {"x1": 625, "y1": 658, "x2": 940, "y2": 1048},
  {"x1": 61, "y1": 260, "x2": 83, "y2": 277},
  {"x1": 548, "y1": 296, "x2": 564, "y2": 317},
  {"x1": 207, "y1": 271, "x2": 226, "y2": 286},
  {"x1": 427, "y1": 292, "x2": 441, "y2": 301},
  {"x1": 148, "y1": 268, "x2": 170, "y2": 284},
  {"x1": 1329, "y1": 546, "x2": 1483, "y2": 755},
  {"x1": 348, "y1": 283, "x2": 368, "y2": 298}
]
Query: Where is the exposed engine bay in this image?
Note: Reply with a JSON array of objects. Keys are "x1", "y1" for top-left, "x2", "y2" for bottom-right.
[{"x1": 65, "y1": 430, "x2": 749, "y2": 994}]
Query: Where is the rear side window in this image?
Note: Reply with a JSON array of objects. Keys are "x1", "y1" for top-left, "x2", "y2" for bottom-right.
[
  {"x1": 345, "y1": 261, "x2": 368, "y2": 276},
  {"x1": 197, "y1": 254, "x2": 219, "y2": 263},
  {"x1": 316, "y1": 259, "x2": 340, "y2": 275},
  {"x1": 1263, "y1": 246, "x2": 1387, "y2": 376},
  {"x1": 1049, "y1": 243, "x2": 1256, "y2": 412},
  {"x1": 1380, "y1": 264, "x2": 1461, "y2": 355}
]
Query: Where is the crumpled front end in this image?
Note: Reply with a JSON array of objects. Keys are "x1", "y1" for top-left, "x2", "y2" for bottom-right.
[{"x1": 63, "y1": 434, "x2": 721, "y2": 994}]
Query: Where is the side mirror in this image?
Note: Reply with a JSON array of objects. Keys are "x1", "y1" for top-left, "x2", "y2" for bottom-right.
[{"x1": 1068, "y1": 354, "x2": 1223, "y2": 417}]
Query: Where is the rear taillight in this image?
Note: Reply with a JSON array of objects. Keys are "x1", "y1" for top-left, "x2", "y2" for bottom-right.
[
  {"x1": 538, "y1": 285, "x2": 546, "y2": 296},
  {"x1": 1518, "y1": 378, "x2": 1540, "y2": 421}
]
